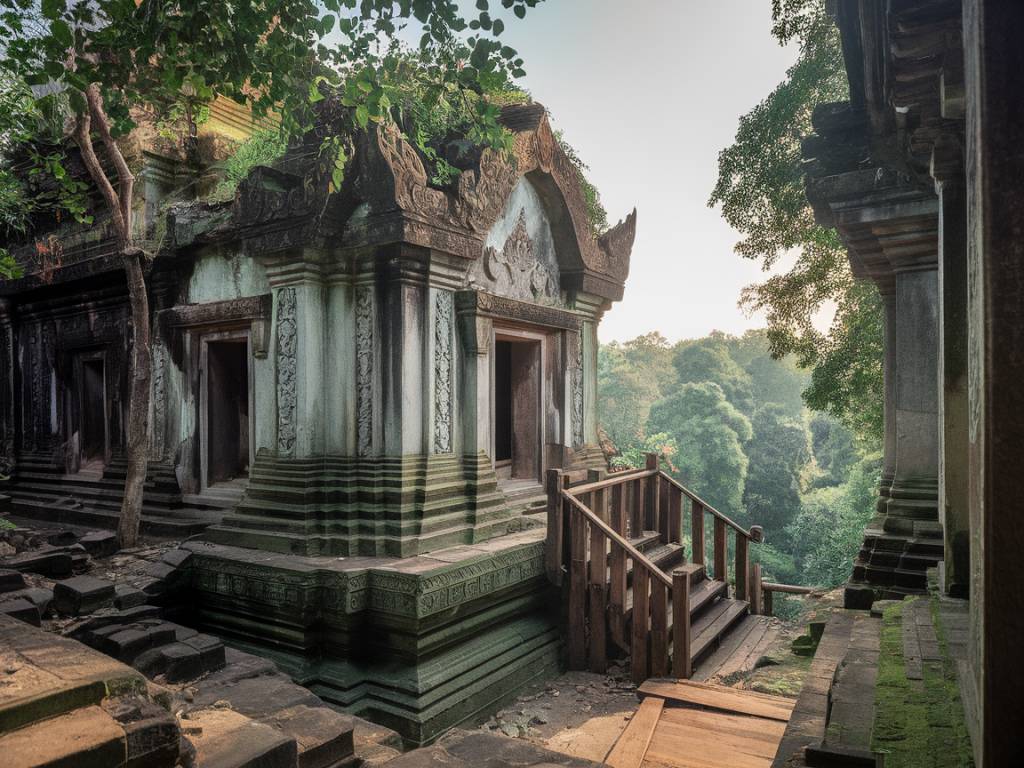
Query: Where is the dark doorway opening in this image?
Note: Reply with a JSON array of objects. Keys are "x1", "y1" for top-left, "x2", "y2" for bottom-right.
[
  {"x1": 493, "y1": 337, "x2": 541, "y2": 482},
  {"x1": 80, "y1": 357, "x2": 106, "y2": 466},
  {"x1": 205, "y1": 339, "x2": 250, "y2": 486}
]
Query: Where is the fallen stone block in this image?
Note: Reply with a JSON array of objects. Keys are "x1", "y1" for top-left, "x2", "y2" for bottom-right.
[
  {"x1": 145, "y1": 561, "x2": 180, "y2": 582},
  {"x1": 71, "y1": 551, "x2": 91, "y2": 571},
  {"x1": 114, "y1": 584, "x2": 148, "y2": 610},
  {"x1": 183, "y1": 633, "x2": 227, "y2": 674},
  {"x1": 47, "y1": 530, "x2": 79, "y2": 547},
  {"x1": 80, "y1": 530, "x2": 119, "y2": 558},
  {"x1": 0, "y1": 597, "x2": 41, "y2": 626},
  {"x1": 160, "y1": 642, "x2": 205, "y2": 683},
  {"x1": 0, "y1": 568, "x2": 27, "y2": 593},
  {"x1": 8, "y1": 587, "x2": 54, "y2": 616},
  {"x1": 1, "y1": 549, "x2": 73, "y2": 578},
  {"x1": 73, "y1": 605, "x2": 161, "y2": 637},
  {"x1": 184, "y1": 708, "x2": 298, "y2": 768},
  {"x1": 0, "y1": 704, "x2": 127, "y2": 768},
  {"x1": 52, "y1": 575, "x2": 116, "y2": 616},
  {"x1": 262, "y1": 704, "x2": 355, "y2": 768},
  {"x1": 103, "y1": 696, "x2": 180, "y2": 768},
  {"x1": 161, "y1": 548, "x2": 192, "y2": 569}
]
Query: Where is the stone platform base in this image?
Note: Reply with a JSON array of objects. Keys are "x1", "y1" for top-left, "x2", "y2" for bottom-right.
[
  {"x1": 843, "y1": 517, "x2": 944, "y2": 609},
  {"x1": 182, "y1": 529, "x2": 562, "y2": 746}
]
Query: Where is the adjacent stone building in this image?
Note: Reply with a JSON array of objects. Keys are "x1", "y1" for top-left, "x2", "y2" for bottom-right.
[
  {"x1": 0, "y1": 101, "x2": 636, "y2": 743},
  {"x1": 802, "y1": 2, "x2": 1024, "y2": 765}
]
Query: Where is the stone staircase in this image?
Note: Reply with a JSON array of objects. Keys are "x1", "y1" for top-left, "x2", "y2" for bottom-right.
[
  {"x1": 845, "y1": 518, "x2": 944, "y2": 607},
  {"x1": 3, "y1": 453, "x2": 225, "y2": 538}
]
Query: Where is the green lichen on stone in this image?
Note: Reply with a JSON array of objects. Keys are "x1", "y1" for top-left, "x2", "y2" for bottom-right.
[{"x1": 871, "y1": 599, "x2": 974, "y2": 767}]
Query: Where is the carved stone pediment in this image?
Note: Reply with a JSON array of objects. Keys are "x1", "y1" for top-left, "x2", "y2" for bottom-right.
[{"x1": 468, "y1": 209, "x2": 559, "y2": 304}]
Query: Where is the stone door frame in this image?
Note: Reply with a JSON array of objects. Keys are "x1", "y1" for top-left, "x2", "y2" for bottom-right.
[
  {"x1": 491, "y1": 325, "x2": 547, "y2": 485},
  {"x1": 69, "y1": 348, "x2": 110, "y2": 472},
  {"x1": 197, "y1": 328, "x2": 255, "y2": 491}
]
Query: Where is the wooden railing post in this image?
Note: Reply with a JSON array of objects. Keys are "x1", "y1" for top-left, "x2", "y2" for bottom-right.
[
  {"x1": 589, "y1": 522, "x2": 608, "y2": 673},
  {"x1": 764, "y1": 588, "x2": 774, "y2": 617},
  {"x1": 668, "y1": 485, "x2": 682, "y2": 546},
  {"x1": 691, "y1": 500, "x2": 705, "y2": 566},
  {"x1": 658, "y1": 474, "x2": 671, "y2": 544},
  {"x1": 631, "y1": 566, "x2": 650, "y2": 685},
  {"x1": 714, "y1": 517, "x2": 727, "y2": 584},
  {"x1": 650, "y1": 579, "x2": 669, "y2": 677},
  {"x1": 644, "y1": 453, "x2": 660, "y2": 532},
  {"x1": 609, "y1": 484, "x2": 627, "y2": 647},
  {"x1": 672, "y1": 569, "x2": 691, "y2": 679},
  {"x1": 751, "y1": 562, "x2": 763, "y2": 616},
  {"x1": 545, "y1": 469, "x2": 566, "y2": 584},
  {"x1": 734, "y1": 533, "x2": 749, "y2": 602},
  {"x1": 630, "y1": 477, "x2": 644, "y2": 536},
  {"x1": 568, "y1": 503, "x2": 588, "y2": 669}
]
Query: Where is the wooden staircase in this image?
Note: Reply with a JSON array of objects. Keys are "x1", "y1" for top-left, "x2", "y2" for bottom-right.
[{"x1": 547, "y1": 454, "x2": 768, "y2": 684}]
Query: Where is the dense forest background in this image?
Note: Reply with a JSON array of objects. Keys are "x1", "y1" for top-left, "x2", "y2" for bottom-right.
[{"x1": 597, "y1": 330, "x2": 880, "y2": 609}]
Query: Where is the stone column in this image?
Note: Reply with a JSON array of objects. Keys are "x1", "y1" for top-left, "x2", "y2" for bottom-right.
[
  {"x1": 877, "y1": 285, "x2": 898, "y2": 513},
  {"x1": 963, "y1": 2, "x2": 1024, "y2": 763},
  {"x1": 268, "y1": 260, "x2": 327, "y2": 459},
  {"x1": 0, "y1": 299, "x2": 14, "y2": 475},
  {"x1": 380, "y1": 252, "x2": 427, "y2": 456},
  {"x1": 884, "y1": 265, "x2": 940, "y2": 535},
  {"x1": 456, "y1": 295, "x2": 492, "y2": 457},
  {"x1": 934, "y1": 143, "x2": 970, "y2": 598}
]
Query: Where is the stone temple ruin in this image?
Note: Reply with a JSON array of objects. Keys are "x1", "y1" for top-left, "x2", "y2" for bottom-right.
[
  {"x1": 3, "y1": 2, "x2": 1024, "y2": 767},
  {"x1": 0, "y1": 100, "x2": 637, "y2": 744}
]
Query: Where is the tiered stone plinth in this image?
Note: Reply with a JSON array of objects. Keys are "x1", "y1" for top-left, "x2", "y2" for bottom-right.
[
  {"x1": 183, "y1": 528, "x2": 560, "y2": 746},
  {"x1": 203, "y1": 451, "x2": 514, "y2": 558}
]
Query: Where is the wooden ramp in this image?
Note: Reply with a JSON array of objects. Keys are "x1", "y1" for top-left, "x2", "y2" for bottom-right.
[{"x1": 606, "y1": 679, "x2": 794, "y2": 768}]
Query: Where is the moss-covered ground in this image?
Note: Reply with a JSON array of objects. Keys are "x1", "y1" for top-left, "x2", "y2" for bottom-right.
[{"x1": 871, "y1": 599, "x2": 974, "y2": 767}]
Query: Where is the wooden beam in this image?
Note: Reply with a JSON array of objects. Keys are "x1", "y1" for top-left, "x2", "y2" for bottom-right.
[{"x1": 605, "y1": 696, "x2": 664, "y2": 768}]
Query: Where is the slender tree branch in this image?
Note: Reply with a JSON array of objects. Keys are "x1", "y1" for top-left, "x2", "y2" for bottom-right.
[
  {"x1": 85, "y1": 84, "x2": 135, "y2": 241},
  {"x1": 71, "y1": 107, "x2": 127, "y2": 246}
]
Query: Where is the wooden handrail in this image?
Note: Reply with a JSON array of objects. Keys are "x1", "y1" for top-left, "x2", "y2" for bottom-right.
[
  {"x1": 561, "y1": 491, "x2": 672, "y2": 589},
  {"x1": 761, "y1": 582, "x2": 817, "y2": 594},
  {"x1": 565, "y1": 467, "x2": 656, "y2": 497},
  {"x1": 657, "y1": 471, "x2": 753, "y2": 540}
]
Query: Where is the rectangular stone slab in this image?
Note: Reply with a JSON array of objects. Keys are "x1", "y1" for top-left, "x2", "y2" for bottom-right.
[{"x1": 0, "y1": 614, "x2": 146, "y2": 733}]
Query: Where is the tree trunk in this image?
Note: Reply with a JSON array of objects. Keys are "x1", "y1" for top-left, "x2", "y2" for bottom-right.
[
  {"x1": 117, "y1": 250, "x2": 151, "y2": 549},
  {"x1": 74, "y1": 86, "x2": 150, "y2": 549}
]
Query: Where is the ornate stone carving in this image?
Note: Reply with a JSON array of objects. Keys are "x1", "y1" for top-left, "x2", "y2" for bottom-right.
[
  {"x1": 0, "y1": 316, "x2": 13, "y2": 476},
  {"x1": 468, "y1": 210, "x2": 560, "y2": 303},
  {"x1": 433, "y1": 290, "x2": 454, "y2": 454},
  {"x1": 572, "y1": 330, "x2": 585, "y2": 447},
  {"x1": 455, "y1": 290, "x2": 581, "y2": 332},
  {"x1": 355, "y1": 285, "x2": 374, "y2": 456},
  {"x1": 150, "y1": 340, "x2": 167, "y2": 461},
  {"x1": 275, "y1": 288, "x2": 298, "y2": 456}
]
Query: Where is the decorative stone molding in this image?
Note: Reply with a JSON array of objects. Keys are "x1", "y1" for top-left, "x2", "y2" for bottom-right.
[
  {"x1": 157, "y1": 294, "x2": 272, "y2": 358},
  {"x1": 571, "y1": 330, "x2": 585, "y2": 447},
  {"x1": 454, "y1": 290, "x2": 581, "y2": 333},
  {"x1": 433, "y1": 290, "x2": 454, "y2": 454},
  {"x1": 355, "y1": 284, "x2": 374, "y2": 456},
  {"x1": 275, "y1": 287, "x2": 298, "y2": 456}
]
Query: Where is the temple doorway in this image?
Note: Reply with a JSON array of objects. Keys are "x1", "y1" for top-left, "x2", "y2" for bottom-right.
[
  {"x1": 200, "y1": 333, "x2": 251, "y2": 489},
  {"x1": 77, "y1": 353, "x2": 108, "y2": 469},
  {"x1": 493, "y1": 333, "x2": 543, "y2": 484}
]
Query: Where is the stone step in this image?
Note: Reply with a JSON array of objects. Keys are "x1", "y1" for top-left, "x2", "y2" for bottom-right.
[{"x1": 8, "y1": 497, "x2": 214, "y2": 538}]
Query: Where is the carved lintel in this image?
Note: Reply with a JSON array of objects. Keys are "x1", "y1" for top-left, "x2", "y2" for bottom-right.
[
  {"x1": 158, "y1": 294, "x2": 272, "y2": 358},
  {"x1": 454, "y1": 290, "x2": 581, "y2": 332}
]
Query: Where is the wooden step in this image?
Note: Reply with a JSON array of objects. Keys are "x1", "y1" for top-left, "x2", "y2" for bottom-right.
[
  {"x1": 638, "y1": 679, "x2": 795, "y2": 722},
  {"x1": 688, "y1": 598, "x2": 750, "y2": 662},
  {"x1": 624, "y1": 576, "x2": 726, "y2": 624}
]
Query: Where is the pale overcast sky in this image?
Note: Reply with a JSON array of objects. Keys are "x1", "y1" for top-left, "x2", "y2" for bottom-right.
[{"x1": 479, "y1": 0, "x2": 800, "y2": 343}]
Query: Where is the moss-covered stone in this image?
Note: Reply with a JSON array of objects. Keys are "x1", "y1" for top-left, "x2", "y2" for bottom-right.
[{"x1": 870, "y1": 599, "x2": 974, "y2": 767}]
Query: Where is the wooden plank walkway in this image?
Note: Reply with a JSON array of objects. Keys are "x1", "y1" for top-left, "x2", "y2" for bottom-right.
[{"x1": 606, "y1": 679, "x2": 794, "y2": 768}]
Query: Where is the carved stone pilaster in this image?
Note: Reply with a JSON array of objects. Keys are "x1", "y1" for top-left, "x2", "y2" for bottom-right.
[
  {"x1": 275, "y1": 287, "x2": 298, "y2": 456},
  {"x1": 355, "y1": 284, "x2": 374, "y2": 456},
  {"x1": 149, "y1": 339, "x2": 168, "y2": 461},
  {"x1": 433, "y1": 290, "x2": 454, "y2": 454},
  {"x1": 0, "y1": 299, "x2": 13, "y2": 476},
  {"x1": 571, "y1": 329, "x2": 584, "y2": 448}
]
